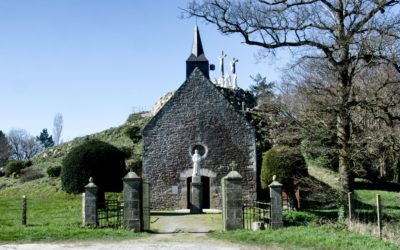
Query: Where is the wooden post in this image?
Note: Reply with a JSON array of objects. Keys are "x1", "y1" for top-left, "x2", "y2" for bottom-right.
[
  {"x1": 376, "y1": 194, "x2": 382, "y2": 239},
  {"x1": 22, "y1": 195, "x2": 27, "y2": 226},
  {"x1": 348, "y1": 192, "x2": 354, "y2": 221}
]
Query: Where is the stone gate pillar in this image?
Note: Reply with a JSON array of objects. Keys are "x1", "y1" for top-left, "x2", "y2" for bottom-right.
[
  {"x1": 221, "y1": 170, "x2": 243, "y2": 231},
  {"x1": 269, "y1": 175, "x2": 283, "y2": 229},
  {"x1": 83, "y1": 177, "x2": 98, "y2": 226},
  {"x1": 123, "y1": 171, "x2": 142, "y2": 232}
]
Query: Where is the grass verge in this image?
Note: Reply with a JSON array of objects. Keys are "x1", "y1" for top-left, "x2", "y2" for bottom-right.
[
  {"x1": 0, "y1": 177, "x2": 148, "y2": 243},
  {"x1": 210, "y1": 226, "x2": 400, "y2": 249}
]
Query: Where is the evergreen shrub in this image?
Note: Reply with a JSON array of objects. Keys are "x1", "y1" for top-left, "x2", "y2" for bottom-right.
[
  {"x1": 124, "y1": 126, "x2": 141, "y2": 143},
  {"x1": 61, "y1": 139, "x2": 126, "y2": 194},
  {"x1": 260, "y1": 145, "x2": 307, "y2": 192},
  {"x1": 4, "y1": 161, "x2": 25, "y2": 177},
  {"x1": 47, "y1": 165, "x2": 62, "y2": 177}
]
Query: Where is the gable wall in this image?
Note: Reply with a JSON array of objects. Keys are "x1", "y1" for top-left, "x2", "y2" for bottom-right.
[{"x1": 142, "y1": 69, "x2": 256, "y2": 209}]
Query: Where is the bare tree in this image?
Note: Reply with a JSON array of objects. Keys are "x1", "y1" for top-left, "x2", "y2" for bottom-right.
[
  {"x1": 0, "y1": 130, "x2": 10, "y2": 167},
  {"x1": 185, "y1": 0, "x2": 400, "y2": 191},
  {"x1": 7, "y1": 129, "x2": 41, "y2": 161},
  {"x1": 53, "y1": 113, "x2": 63, "y2": 146}
]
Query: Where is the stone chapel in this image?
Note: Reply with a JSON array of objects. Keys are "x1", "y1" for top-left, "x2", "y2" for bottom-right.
[{"x1": 142, "y1": 26, "x2": 257, "y2": 210}]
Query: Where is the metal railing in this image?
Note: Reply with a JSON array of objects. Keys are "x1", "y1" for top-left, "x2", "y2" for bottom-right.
[
  {"x1": 97, "y1": 200, "x2": 124, "y2": 228},
  {"x1": 243, "y1": 200, "x2": 270, "y2": 230}
]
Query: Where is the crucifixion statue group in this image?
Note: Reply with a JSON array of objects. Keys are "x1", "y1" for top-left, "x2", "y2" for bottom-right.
[{"x1": 215, "y1": 50, "x2": 239, "y2": 89}]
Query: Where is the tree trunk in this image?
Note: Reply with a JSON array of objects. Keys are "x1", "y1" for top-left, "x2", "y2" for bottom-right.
[
  {"x1": 337, "y1": 110, "x2": 352, "y2": 192},
  {"x1": 337, "y1": 64, "x2": 353, "y2": 192}
]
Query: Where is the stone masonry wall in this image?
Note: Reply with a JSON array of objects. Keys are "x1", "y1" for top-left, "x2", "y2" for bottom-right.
[{"x1": 142, "y1": 68, "x2": 257, "y2": 210}]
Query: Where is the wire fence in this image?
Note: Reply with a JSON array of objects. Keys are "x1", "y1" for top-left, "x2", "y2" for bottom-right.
[
  {"x1": 348, "y1": 193, "x2": 400, "y2": 243},
  {"x1": 0, "y1": 196, "x2": 81, "y2": 226}
]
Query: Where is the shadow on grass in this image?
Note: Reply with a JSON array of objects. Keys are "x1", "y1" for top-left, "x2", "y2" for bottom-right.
[{"x1": 353, "y1": 180, "x2": 400, "y2": 192}]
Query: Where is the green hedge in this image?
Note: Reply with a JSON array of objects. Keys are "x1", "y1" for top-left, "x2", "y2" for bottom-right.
[
  {"x1": 61, "y1": 140, "x2": 127, "y2": 194},
  {"x1": 260, "y1": 145, "x2": 307, "y2": 192}
]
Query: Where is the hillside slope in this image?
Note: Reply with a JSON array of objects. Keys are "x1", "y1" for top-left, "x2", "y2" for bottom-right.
[{"x1": 30, "y1": 112, "x2": 152, "y2": 172}]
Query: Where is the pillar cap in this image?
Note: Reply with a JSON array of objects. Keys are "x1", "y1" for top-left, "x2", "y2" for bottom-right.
[
  {"x1": 269, "y1": 175, "x2": 282, "y2": 187},
  {"x1": 123, "y1": 170, "x2": 141, "y2": 180},
  {"x1": 84, "y1": 177, "x2": 98, "y2": 189},
  {"x1": 224, "y1": 170, "x2": 242, "y2": 179}
]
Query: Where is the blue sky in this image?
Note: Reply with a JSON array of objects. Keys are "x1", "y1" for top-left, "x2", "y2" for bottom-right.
[{"x1": 0, "y1": 0, "x2": 287, "y2": 142}]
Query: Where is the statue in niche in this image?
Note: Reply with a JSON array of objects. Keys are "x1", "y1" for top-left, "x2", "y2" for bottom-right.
[
  {"x1": 230, "y1": 57, "x2": 239, "y2": 88},
  {"x1": 192, "y1": 149, "x2": 202, "y2": 177}
]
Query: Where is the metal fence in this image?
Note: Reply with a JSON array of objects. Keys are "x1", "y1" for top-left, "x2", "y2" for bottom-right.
[
  {"x1": 97, "y1": 200, "x2": 124, "y2": 228},
  {"x1": 243, "y1": 200, "x2": 270, "y2": 230}
]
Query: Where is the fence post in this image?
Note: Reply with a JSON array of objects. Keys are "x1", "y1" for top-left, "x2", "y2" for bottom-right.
[
  {"x1": 269, "y1": 175, "x2": 283, "y2": 229},
  {"x1": 83, "y1": 177, "x2": 98, "y2": 226},
  {"x1": 22, "y1": 195, "x2": 26, "y2": 226},
  {"x1": 348, "y1": 192, "x2": 354, "y2": 221},
  {"x1": 123, "y1": 170, "x2": 142, "y2": 232},
  {"x1": 221, "y1": 170, "x2": 243, "y2": 231},
  {"x1": 376, "y1": 194, "x2": 382, "y2": 239}
]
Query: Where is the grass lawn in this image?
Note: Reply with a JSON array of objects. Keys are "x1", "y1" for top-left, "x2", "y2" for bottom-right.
[
  {"x1": 210, "y1": 226, "x2": 400, "y2": 250},
  {"x1": 0, "y1": 177, "x2": 148, "y2": 243}
]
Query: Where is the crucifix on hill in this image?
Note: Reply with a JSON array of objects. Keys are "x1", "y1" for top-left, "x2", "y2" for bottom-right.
[{"x1": 218, "y1": 51, "x2": 227, "y2": 85}]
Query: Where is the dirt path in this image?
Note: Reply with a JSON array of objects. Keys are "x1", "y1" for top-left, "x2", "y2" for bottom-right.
[
  {"x1": 0, "y1": 233, "x2": 278, "y2": 250},
  {"x1": 150, "y1": 211, "x2": 222, "y2": 233}
]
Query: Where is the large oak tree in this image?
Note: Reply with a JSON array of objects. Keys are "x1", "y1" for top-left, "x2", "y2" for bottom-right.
[{"x1": 185, "y1": 0, "x2": 400, "y2": 191}]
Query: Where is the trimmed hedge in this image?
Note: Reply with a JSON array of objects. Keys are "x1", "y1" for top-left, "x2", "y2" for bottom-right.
[
  {"x1": 61, "y1": 139, "x2": 127, "y2": 194},
  {"x1": 260, "y1": 145, "x2": 307, "y2": 192}
]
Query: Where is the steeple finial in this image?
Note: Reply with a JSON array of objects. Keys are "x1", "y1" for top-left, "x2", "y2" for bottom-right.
[
  {"x1": 191, "y1": 25, "x2": 204, "y2": 57},
  {"x1": 186, "y1": 26, "x2": 210, "y2": 79}
]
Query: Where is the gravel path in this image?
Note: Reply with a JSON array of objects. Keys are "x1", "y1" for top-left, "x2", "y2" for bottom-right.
[{"x1": 0, "y1": 233, "x2": 279, "y2": 250}]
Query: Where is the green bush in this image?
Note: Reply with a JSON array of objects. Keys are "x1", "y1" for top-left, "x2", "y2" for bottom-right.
[
  {"x1": 24, "y1": 160, "x2": 33, "y2": 168},
  {"x1": 260, "y1": 145, "x2": 307, "y2": 191},
  {"x1": 61, "y1": 139, "x2": 127, "y2": 194},
  {"x1": 47, "y1": 165, "x2": 62, "y2": 177},
  {"x1": 4, "y1": 161, "x2": 25, "y2": 177},
  {"x1": 20, "y1": 168, "x2": 45, "y2": 182},
  {"x1": 124, "y1": 126, "x2": 141, "y2": 143}
]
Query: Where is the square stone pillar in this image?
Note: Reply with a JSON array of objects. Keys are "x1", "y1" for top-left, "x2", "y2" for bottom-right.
[
  {"x1": 190, "y1": 181, "x2": 203, "y2": 214},
  {"x1": 123, "y1": 171, "x2": 142, "y2": 232},
  {"x1": 269, "y1": 175, "x2": 283, "y2": 229},
  {"x1": 83, "y1": 177, "x2": 98, "y2": 226},
  {"x1": 221, "y1": 171, "x2": 243, "y2": 231}
]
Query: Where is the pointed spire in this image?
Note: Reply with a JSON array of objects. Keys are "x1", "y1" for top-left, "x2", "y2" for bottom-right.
[
  {"x1": 186, "y1": 26, "x2": 209, "y2": 79},
  {"x1": 191, "y1": 25, "x2": 204, "y2": 57}
]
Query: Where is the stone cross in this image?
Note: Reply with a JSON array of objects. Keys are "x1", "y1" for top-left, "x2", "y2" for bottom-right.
[{"x1": 229, "y1": 161, "x2": 238, "y2": 171}]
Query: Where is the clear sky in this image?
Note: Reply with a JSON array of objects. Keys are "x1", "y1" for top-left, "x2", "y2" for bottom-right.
[{"x1": 0, "y1": 0, "x2": 287, "y2": 142}]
